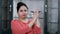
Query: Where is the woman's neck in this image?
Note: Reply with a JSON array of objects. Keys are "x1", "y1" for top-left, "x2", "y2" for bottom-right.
[
  {"x1": 18, "y1": 17, "x2": 28, "y2": 23},
  {"x1": 18, "y1": 17, "x2": 26, "y2": 20},
  {"x1": 19, "y1": 17, "x2": 28, "y2": 21}
]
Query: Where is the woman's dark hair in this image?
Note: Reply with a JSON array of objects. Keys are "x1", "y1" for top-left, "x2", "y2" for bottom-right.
[{"x1": 17, "y1": 2, "x2": 28, "y2": 12}]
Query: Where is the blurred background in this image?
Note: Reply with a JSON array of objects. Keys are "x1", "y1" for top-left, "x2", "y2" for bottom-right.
[{"x1": 0, "y1": 0, "x2": 60, "y2": 34}]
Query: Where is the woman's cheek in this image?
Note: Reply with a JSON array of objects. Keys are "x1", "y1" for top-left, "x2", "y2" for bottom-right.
[
  {"x1": 26, "y1": 12, "x2": 28, "y2": 15},
  {"x1": 18, "y1": 13, "x2": 22, "y2": 17},
  {"x1": 26, "y1": 13, "x2": 28, "y2": 16}
]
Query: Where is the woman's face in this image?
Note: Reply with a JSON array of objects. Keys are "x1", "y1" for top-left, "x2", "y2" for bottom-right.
[{"x1": 17, "y1": 6, "x2": 28, "y2": 18}]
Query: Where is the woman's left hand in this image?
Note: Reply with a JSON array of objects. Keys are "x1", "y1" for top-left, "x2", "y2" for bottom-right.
[
  {"x1": 34, "y1": 9, "x2": 41, "y2": 28},
  {"x1": 36, "y1": 19, "x2": 41, "y2": 28}
]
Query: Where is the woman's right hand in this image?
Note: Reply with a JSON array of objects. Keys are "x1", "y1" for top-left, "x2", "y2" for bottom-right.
[
  {"x1": 33, "y1": 10, "x2": 39, "y2": 20},
  {"x1": 28, "y1": 10, "x2": 39, "y2": 28}
]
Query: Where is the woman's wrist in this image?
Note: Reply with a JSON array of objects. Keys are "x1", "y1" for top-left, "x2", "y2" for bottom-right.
[
  {"x1": 28, "y1": 18, "x2": 36, "y2": 28},
  {"x1": 36, "y1": 24, "x2": 40, "y2": 28},
  {"x1": 36, "y1": 19, "x2": 41, "y2": 28}
]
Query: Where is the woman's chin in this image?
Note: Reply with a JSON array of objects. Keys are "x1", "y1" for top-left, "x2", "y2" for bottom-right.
[{"x1": 22, "y1": 16, "x2": 27, "y2": 18}]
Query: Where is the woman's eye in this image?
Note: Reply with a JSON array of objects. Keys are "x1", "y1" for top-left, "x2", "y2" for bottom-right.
[
  {"x1": 24, "y1": 10, "x2": 27, "y2": 12},
  {"x1": 20, "y1": 10, "x2": 23, "y2": 12}
]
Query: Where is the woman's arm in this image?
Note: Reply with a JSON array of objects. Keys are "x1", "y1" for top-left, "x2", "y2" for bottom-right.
[
  {"x1": 33, "y1": 19, "x2": 42, "y2": 34},
  {"x1": 33, "y1": 24, "x2": 42, "y2": 34},
  {"x1": 31, "y1": 10, "x2": 42, "y2": 34},
  {"x1": 36, "y1": 19, "x2": 41, "y2": 28},
  {"x1": 28, "y1": 10, "x2": 39, "y2": 28}
]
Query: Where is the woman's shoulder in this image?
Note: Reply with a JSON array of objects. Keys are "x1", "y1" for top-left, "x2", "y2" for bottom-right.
[{"x1": 11, "y1": 19, "x2": 18, "y2": 23}]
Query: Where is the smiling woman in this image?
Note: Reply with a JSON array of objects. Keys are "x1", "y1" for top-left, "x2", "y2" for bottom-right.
[{"x1": 11, "y1": 2, "x2": 42, "y2": 34}]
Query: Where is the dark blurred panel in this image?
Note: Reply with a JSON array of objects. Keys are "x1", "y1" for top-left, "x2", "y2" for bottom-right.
[
  {"x1": 58, "y1": 0, "x2": 60, "y2": 34},
  {"x1": 0, "y1": 0, "x2": 3, "y2": 34},
  {"x1": 0, "y1": 0, "x2": 13, "y2": 34}
]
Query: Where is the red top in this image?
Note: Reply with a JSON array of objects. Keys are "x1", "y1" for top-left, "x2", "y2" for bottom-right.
[{"x1": 11, "y1": 20, "x2": 42, "y2": 34}]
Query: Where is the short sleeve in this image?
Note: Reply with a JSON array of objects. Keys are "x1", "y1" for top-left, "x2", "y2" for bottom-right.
[{"x1": 33, "y1": 24, "x2": 42, "y2": 34}]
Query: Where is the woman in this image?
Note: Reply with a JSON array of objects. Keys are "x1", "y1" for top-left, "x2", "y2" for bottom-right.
[{"x1": 11, "y1": 2, "x2": 42, "y2": 34}]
